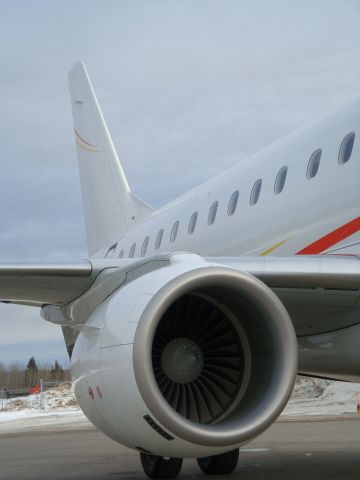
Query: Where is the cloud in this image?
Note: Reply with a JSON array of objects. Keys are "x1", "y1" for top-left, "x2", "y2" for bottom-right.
[
  {"x1": 0, "y1": 0, "x2": 359, "y2": 364},
  {"x1": 0, "y1": 304, "x2": 69, "y2": 366}
]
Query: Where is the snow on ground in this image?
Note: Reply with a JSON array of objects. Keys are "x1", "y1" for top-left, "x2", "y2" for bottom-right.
[
  {"x1": 1, "y1": 383, "x2": 77, "y2": 412},
  {"x1": 282, "y1": 377, "x2": 360, "y2": 417},
  {"x1": 1, "y1": 378, "x2": 360, "y2": 434},
  {"x1": 0, "y1": 383, "x2": 91, "y2": 433}
]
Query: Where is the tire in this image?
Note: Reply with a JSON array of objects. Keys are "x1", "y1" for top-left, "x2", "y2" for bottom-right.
[
  {"x1": 140, "y1": 453, "x2": 183, "y2": 479},
  {"x1": 197, "y1": 449, "x2": 239, "y2": 475}
]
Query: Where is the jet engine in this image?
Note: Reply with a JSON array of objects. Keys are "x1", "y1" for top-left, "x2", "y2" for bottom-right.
[{"x1": 71, "y1": 254, "x2": 297, "y2": 458}]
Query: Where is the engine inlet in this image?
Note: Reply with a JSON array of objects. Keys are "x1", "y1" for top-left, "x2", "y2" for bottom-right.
[
  {"x1": 133, "y1": 263, "x2": 297, "y2": 447},
  {"x1": 152, "y1": 294, "x2": 249, "y2": 424}
]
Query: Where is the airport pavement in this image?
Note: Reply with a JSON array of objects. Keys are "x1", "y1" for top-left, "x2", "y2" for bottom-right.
[{"x1": 0, "y1": 418, "x2": 359, "y2": 480}]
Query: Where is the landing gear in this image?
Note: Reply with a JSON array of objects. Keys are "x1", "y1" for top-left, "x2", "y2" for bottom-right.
[
  {"x1": 197, "y1": 449, "x2": 239, "y2": 475},
  {"x1": 140, "y1": 453, "x2": 183, "y2": 479}
]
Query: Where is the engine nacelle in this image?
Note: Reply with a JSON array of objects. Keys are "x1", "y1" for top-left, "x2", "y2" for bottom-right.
[{"x1": 71, "y1": 254, "x2": 297, "y2": 458}]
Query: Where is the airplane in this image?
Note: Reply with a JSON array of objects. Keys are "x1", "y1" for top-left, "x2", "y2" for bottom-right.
[{"x1": 2, "y1": 61, "x2": 360, "y2": 479}]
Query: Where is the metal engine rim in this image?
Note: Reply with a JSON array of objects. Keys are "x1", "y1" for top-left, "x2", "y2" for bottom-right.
[{"x1": 133, "y1": 266, "x2": 297, "y2": 447}]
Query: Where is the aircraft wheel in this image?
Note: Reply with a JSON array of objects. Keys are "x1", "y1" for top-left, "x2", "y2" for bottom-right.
[
  {"x1": 197, "y1": 449, "x2": 239, "y2": 475},
  {"x1": 140, "y1": 453, "x2": 183, "y2": 479}
]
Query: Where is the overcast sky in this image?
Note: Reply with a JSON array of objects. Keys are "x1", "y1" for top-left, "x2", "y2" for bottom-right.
[{"x1": 0, "y1": 0, "x2": 359, "y2": 368}]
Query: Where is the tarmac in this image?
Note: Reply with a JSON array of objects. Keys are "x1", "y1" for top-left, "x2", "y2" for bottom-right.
[{"x1": 0, "y1": 417, "x2": 359, "y2": 480}]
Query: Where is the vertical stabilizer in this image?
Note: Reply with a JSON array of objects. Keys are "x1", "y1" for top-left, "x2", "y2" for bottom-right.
[{"x1": 68, "y1": 61, "x2": 154, "y2": 256}]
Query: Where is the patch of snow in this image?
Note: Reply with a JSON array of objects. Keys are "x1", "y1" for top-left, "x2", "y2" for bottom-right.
[
  {"x1": 0, "y1": 383, "x2": 90, "y2": 433},
  {"x1": 0, "y1": 383, "x2": 77, "y2": 412},
  {"x1": 282, "y1": 377, "x2": 360, "y2": 417}
]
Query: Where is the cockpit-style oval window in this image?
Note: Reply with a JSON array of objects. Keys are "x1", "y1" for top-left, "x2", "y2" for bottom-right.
[
  {"x1": 307, "y1": 149, "x2": 321, "y2": 179},
  {"x1": 170, "y1": 221, "x2": 179, "y2": 243},
  {"x1": 338, "y1": 132, "x2": 355, "y2": 165},
  {"x1": 227, "y1": 191, "x2": 239, "y2": 216},
  {"x1": 274, "y1": 166, "x2": 288, "y2": 195},
  {"x1": 129, "y1": 243, "x2": 136, "y2": 258},
  {"x1": 155, "y1": 229, "x2": 164, "y2": 250},
  {"x1": 118, "y1": 249, "x2": 124, "y2": 258},
  {"x1": 250, "y1": 179, "x2": 262, "y2": 206},
  {"x1": 141, "y1": 236, "x2": 149, "y2": 257},
  {"x1": 208, "y1": 201, "x2": 218, "y2": 225},
  {"x1": 188, "y1": 212, "x2": 198, "y2": 235}
]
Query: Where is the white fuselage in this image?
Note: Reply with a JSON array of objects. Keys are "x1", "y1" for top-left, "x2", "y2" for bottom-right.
[
  {"x1": 67, "y1": 66, "x2": 360, "y2": 462},
  {"x1": 99, "y1": 101, "x2": 360, "y2": 261}
]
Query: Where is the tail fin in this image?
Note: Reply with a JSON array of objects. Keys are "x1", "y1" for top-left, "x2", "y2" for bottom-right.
[{"x1": 68, "y1": 61, "x2": 154, "y2": 257}]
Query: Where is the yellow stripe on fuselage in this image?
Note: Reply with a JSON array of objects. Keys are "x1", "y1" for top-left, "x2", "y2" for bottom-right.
[{"x1": 260, "y1": 238, "x2": 289, "y2": 256}]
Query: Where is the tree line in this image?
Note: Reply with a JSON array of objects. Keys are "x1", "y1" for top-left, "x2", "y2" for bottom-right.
[{"x1": 0, "y1": 357, "x2": 70, "y2": 389}]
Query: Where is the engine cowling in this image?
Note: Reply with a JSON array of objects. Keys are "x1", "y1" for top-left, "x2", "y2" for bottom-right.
[{"x1": 71, "y1": 254, "x2": 297, "y2": 458}]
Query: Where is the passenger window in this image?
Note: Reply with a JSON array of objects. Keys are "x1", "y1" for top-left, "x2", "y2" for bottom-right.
[
  {"x1": 129, "y1": 243, "x2": 136, "y2": 258},
  {"x1": 208, "y1": 201, "x2": 218, "y2": 225},
  {"x1": 188, "y1": 212, "x2": 198, "y2": 235},
  {"x1": 118, "y1": 249, "x2": 124, "y2": 258},
  {"x1": 250, "y1": 179, "x2": 262, "y2": 206},
  {"x1": 170, "y1": 221, "x2": 179, "y2": 243},
  {"x1": 307, "y1": 149, "x2": 321, "y2": 179},
  {"x1": 141, "y1": 236, "x2": 149, "y2": 257},
  {"x1": 227, "y1": 191, "x2": 239, "y2": 216},
  {"x1": 155, "y1": 229, "x2": 164, "y2": 250},
  {"x1": 338, "y1": 132, "x2": 355, "y2": 164},
  {"x1": 274, "y1": 166, "x2": 288, "y2": 194}
]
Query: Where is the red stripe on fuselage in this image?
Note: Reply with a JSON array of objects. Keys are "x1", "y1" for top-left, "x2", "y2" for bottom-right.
[{"x1": 296, "y1": 216, "x2": 360, "y2": 255}]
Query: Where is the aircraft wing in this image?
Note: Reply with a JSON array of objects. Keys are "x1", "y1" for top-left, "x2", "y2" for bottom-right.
[
  {"x1": 0, "y1": 260, "x2": 94, "y2": 306},
  {"x1": 0, "y1": 259, "x2": 140, "y2": 307},
  {"x1": 0, "y1": 257, "x2": 170, "y2": 307},
  {"x1": 1, "y1": 255, "x2": 359, "y2": 335},
  {"x1": 212, "y1": 255, "x2": 360, "y2": 336},
  {"x1": 210, "y1": 254, "x2": 360, "y2": 290}
]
